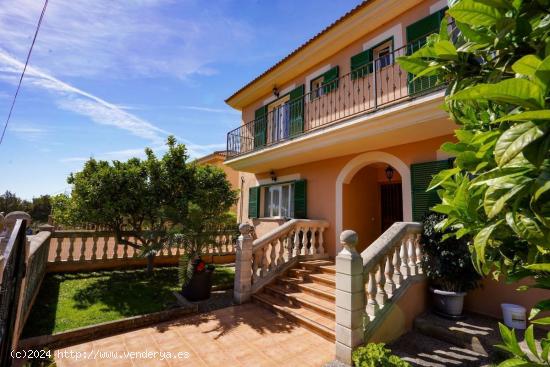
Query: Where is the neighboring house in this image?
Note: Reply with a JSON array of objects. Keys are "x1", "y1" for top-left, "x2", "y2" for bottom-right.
[
  {"x1": 195, "y1": 151, "x2": 240, "y2": 213},
  {"x1": 224, "y1": 1, "x2": 543, "y2": 361},
  {"x1": 225, "y1": 0, "x2": 454, "y2": 254}
]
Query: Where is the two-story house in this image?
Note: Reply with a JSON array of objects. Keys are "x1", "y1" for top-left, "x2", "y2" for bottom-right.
[
  {"x1": 225, "y1": 1, "x2": 543, "y2": 362},
  {"x1": 226, "y1": 0, "x2": 453, "y2": 254}
]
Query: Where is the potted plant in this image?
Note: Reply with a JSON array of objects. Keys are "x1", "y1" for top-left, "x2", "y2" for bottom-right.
[
  {"x1": 181, "y1": 257, "x2": 215, "y2": 301},
  {"x1": 421, "y1": 213, "x2": 481, "y2": 318}
]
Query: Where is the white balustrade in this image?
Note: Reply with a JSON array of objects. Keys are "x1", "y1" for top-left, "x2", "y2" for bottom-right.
[
  {"x1": 336, "y1": 222, "x2": 424, "y2": 364},
  {"x1": 237, "y1": 219, "x2": 329, "y2": 295}
]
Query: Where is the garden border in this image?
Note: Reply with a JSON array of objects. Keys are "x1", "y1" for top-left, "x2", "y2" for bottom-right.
[{"x1": 18, "y1": 302, "x2": 198, "y2": 351}]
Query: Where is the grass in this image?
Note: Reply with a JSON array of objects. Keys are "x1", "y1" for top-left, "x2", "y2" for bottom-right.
[{"x1": 22, "y1": 265, "x2": 234, "y2": 338}]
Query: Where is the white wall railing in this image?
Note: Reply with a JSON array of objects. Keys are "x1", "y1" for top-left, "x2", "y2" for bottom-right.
[
  {"x1": 233, "y1": 219, "x2": 329, "y2": 303},
  {"x1": 335, "y1": 222, "x2": 424, "y2": 364}
]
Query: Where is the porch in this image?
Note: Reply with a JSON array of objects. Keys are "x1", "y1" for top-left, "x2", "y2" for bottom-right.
[{"x1": 53, "y1": 303, "x2": 335, "y2": 367}]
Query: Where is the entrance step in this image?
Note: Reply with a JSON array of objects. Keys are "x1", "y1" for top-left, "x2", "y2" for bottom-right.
[
  {"x1": 389, "y1": 331, "x2": 493, "y2": 367},
  {"x1": 413, "y1": 312, "x2": 503, "y2": 358},
  {"x1": 252, "y1": 259, "x2": 336, "y2": 342}
]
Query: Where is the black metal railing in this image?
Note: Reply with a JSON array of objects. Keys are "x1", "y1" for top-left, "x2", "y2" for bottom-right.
[{"x1": 227, "y1": 26, "x2": 456, "y2": 158}]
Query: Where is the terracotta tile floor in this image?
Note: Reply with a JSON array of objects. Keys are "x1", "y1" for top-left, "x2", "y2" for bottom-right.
[{"x1": 54, "y1": 303, "x2": 334, "y2": 367}]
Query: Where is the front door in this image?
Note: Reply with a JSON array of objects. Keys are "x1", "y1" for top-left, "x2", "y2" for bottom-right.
[{"x1": 380, "y1": 183, "x2": 403, "y2": 233}]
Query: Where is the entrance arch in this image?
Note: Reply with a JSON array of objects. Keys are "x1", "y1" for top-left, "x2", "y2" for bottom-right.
[{"x1": 335, "y1": 151, "x2": 411, "y2": 252}]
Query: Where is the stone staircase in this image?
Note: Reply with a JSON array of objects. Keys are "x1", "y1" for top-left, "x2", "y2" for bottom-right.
[
  {"x1": 252, "y1": 259, "x2": 336, "y2": 341},
  {"x1": 388, "y1": 312, "x2": 504, "y2": 366}
]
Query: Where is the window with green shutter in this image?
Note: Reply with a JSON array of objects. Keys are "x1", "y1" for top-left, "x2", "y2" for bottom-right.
[
  {"x1": 406, "y1": 9, "x2": 447, "y2": 94},
  {"x1": 351, "y1": 49, "x2": 373, "y2": 79},
  {"x1": 411, "y1": 159, "x2": 453, "y2": 221},
  {"x1": 289, "y1": 84, "x2": 305, "y2": 137},
  {"x1": 322, "y1": 66, "x2": 339, "y2": 94},
  {"x1": 293, "y1": 179, "x2": 307, "y2": 219},
  {"x1": 253, "y1": 106, "x2": 268, "y2": 148},
  {"x1": 248, "y1": 186, "x2": 260, "y2": 218}
]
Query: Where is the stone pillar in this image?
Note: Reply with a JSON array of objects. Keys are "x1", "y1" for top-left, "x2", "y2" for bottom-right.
[
  {"x1": 38, "y1": 224, "x2": 55, "y2": 233},
  {"x1": 234, "y1": 223, "x2": 254, "y2": 304},
  {"x1": 335, "y1": 230, "x2": 365, "y2": 365}
]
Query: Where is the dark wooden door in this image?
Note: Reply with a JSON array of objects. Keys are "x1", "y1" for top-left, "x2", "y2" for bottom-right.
[{"x1": 381, "y1": 183, "x2": 403, "y2": 233}]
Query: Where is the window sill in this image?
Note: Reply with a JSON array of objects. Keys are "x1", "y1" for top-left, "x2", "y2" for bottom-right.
[{"x1": 257, "y1": 217, "x2": 292, "y2": 222}]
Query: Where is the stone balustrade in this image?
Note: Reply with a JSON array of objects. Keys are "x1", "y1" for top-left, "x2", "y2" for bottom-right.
[
  {"x1": 335, "y1": 222, "x2": 424, "y2": 364},
  {"x1": 49, "y1": 230, "x2": 235, "y2": 263},
  {"x1": 233, "y1": 219, "x2": 329, "y2": 303}
]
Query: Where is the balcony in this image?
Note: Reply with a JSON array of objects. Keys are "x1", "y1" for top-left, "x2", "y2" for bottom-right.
[{"x1": 226, "y1": 38, "x2": 447, "y2": 159}]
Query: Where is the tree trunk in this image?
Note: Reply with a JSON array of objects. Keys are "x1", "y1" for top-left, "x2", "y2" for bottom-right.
[{"x1": 146, "y1": 253, "x2": 155, "y2": 275}]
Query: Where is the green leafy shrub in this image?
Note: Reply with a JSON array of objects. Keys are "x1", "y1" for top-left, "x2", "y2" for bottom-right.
[
  {"x1": 421, "y1": 213, "x2": 481, "y2": 292},
  {"x1": 352, "y1": 343, "x2": 411, "y2": 367}
]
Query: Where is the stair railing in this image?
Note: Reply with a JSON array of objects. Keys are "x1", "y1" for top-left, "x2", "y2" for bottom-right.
[
  {"x1": 335, "y1": 222, "x2": 423, "y2": 365},
  {"x1": 233, "y1": 219, "x2": 329, "y2": 303}
]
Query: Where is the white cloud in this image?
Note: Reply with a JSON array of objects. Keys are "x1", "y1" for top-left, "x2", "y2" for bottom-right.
[
  {"x1": 0, "y1": 0, "x2": 253, "y2": 79},
  {"x1": 8, "y1": 124, "x2": 47, "y2": 141},
  {"x1": 0, "y1": 51, "x2": 169, "y2": 144}
]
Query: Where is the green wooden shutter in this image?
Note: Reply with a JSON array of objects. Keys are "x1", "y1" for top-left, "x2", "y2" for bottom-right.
[
  {"x1": 350, "y1": 49, "x2": 373, "y2": 79},
  {"x1": 248, "y1": 186, "x2": 260, "y2": 218},
  {"x1": 293, "y1": 179, "x2": 307, "y2": 219},
  {"x1": 289, "y1": 84, "x2": 305, "y2": 137},
  {"x1": 411, "y1": 159, "x2": 453, "y2": 221},
  {"x1": 322, "y1": 66, "x2": 339, "y2": 94},
  {"x1": 406, "y1": 10, "x2": 445, "y2": 94},
  {"x1": 253, "y1": 106, "x2": 268, "y2": 148}
]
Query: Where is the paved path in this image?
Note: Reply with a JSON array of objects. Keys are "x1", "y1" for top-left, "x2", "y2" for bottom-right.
[{"x1": 55, "y1": 303, "x2": 335, "y2": 367}]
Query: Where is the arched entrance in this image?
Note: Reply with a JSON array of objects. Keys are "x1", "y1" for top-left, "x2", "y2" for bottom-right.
[{"x1": 335, "y1": 151, "x2": 411, "y2": 252}]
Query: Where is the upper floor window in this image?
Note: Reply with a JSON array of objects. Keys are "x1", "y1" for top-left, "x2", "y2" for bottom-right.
[
  {"x1": 374, "y1": 40, "x2": 393, "y2": 68},
  {"x1": 311, "y1": 75, "x2": 325, "y2": 99},
  {"x1": 310, "y1": 66, "x2": 339, "y2": 100}
]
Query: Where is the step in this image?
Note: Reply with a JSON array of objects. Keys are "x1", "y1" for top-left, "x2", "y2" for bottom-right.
[
  {"x1": 264, "y1": 284, "x2": 335, "y2": 320},
  {"x1": 276, "y1": 276, "x2": 335, "y2": 301},
  {"x1": 414, "y1": 312, "x2": 548, "y2": 361},
  {"x1": 298, "y1": 260, "x2": 336, "y2": 275},
  {"x1": 287, "y1": 268, "x2": 335, "y2": 288},
  {"x1": 389, "y1": 331, "x2": 493, "y2": 367},
  {"x1": 414, "y1": 312, "x2": 504, "y2": 358},
  {"x1": 252, "y1": 292, "x2": 335, "y2": 342}
]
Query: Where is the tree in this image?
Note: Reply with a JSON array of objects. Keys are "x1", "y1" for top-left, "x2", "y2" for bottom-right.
[
  {"x1": 67, "y1": 136, "x2": 195, "y2": 273},
  {"x1": 0, "y1": 190, "x2": 31, "y2": 214},
  {"x1": 398, "y1": 0, "x2": 549, "y2": 364},
  {"x1": 171, "y1": 164, "x2": 238, "y2": 285},
  {"x1": 29, "y1": 195, "x2": 52, "y2": 223}
]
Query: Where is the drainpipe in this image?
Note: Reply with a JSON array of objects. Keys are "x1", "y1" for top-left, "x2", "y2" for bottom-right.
[{"x1": 239, "y1": 176, "x2": 245, "y2": 223}]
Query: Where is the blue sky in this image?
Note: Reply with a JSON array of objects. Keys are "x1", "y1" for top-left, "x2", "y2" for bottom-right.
[{"x1": 0, "y1": 0, "x2": 361, "y2": 199}]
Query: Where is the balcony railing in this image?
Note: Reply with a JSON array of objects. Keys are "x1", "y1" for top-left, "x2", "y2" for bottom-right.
[{"x1": 226, "y1": 30, "x2": 454, "y2": 158}]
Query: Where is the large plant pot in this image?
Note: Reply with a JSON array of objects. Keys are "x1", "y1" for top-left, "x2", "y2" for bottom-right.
[
  {"x1": 182, "y1": 270, "x2": 213, "y2": 301},
  {"x1": 431, "y1": 288, "x2": 466, "y2": 317}
]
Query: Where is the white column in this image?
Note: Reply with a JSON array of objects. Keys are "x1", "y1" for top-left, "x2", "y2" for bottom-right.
[
  {"x1": 234, "y1": 223, "x2": 254, "y2": 304},
  {"x1": 335, "y1": 230, "x2": 365, "y2": 365}
]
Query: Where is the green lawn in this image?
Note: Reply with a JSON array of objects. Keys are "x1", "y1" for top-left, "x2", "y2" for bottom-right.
[{"x1": 22, "y1": 266, "x2": 234, "y2": 337}]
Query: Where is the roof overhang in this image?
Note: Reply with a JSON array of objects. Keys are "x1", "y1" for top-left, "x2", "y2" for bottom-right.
[{"x1": 225, "y1": 0, "x2": 425, "y2": 110}]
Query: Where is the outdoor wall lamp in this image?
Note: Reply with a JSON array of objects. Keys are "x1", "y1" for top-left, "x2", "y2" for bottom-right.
[
  {"x1": 270, "y1": 170, "x2": 277, "y2": 182},
  {"x1": 385, "y1": 165, "x2": 394, "y2": 182},
  {"x1": 272, "y1": 86, "x2": 280, "y2": 98}
]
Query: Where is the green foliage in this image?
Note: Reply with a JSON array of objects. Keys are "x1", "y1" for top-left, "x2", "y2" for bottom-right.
[
  {"x1": 495, "y1": 323, "x2": 550, "y2": 365},
  {"x1": 50, "y1": 193, "x2": 79, "y2": 227},
  {"x1": 172, "y1": 164, "x2": 238, "y2": 285},
  {"x1": 421, "y1": 213, "x2": 481, "y2": 292},
  {"x1": 63, "y1": 136, "x2": 237, "y2": 274},
  {"x1": 0, "y1": 191, "x2": 52, "y2": 224},
  {"x1": 397, "y1": 0, "x2": 550, "y2": 364},
  {"x1": 352, "y1": 343, "x2": 411, "y2": 367}
]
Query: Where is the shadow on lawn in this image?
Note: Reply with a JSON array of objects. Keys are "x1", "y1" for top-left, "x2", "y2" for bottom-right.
[{"x1": 71, "y1": 268, "x2": 179, "y2": 315}]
